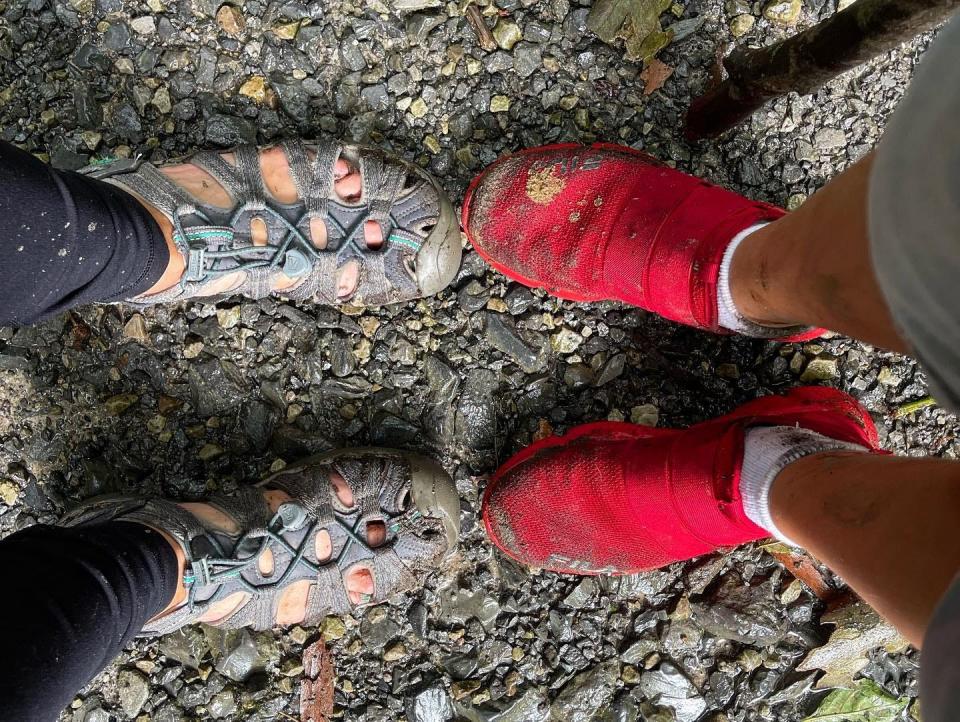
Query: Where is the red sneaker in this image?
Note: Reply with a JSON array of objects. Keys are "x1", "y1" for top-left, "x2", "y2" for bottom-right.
[
  {"x1": 462, "y1": 142, "x2": 822, "y2": 340},
  {"x1": 481, "y1": 387, "x2": 880, "y2": 575}
]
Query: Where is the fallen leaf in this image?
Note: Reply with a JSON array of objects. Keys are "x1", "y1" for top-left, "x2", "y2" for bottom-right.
[
  {"x1": 123, "y1": 313, "x2": 150, "y2": 345},
  {"x1": 301, "y1": 638, "x2": 335, "y2": 722},
  {"x1": 533, "y1": 418, "x2": 554, "y2": 441},
  {"x1": 797, "y1": 598, "x2": 909, "y2": 689},
  {"x1": 640, "y1": 59, "x2": 675, "y2": 95},
  {"x1": 803, "y1": 679, "x2": 908, "y2": 721},
  {"x1": 588, "y1": 0, "x2": 674, "y2": 62}
]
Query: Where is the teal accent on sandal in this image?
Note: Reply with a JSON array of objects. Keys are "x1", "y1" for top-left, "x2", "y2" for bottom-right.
[
  {"x1": 388, "y1": 234, "x2": 421, "y2": 251},
  {"x1": 92, "y1": 156, "x2": 116, "y2": 166},
  {"x1": 176, "y1": 229, "x2": 235, "y2": 242}
]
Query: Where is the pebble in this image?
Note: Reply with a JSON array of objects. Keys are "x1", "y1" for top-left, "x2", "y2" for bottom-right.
[
  {"x1": 117, "y1": 669, "x2": 150, "y2": 717},
  {"x1": 763, "y1": 0, "x2": 802, "y2": 25},
  {"x1": 800, "y1": 355, "x2": 839, "y2": 382},
  {"x1": 729, "y1": 13, "x2": 755, "y2": 37},
  {"x1": 383, "y1": 641, "x2": 408, "y2": 661},
  {"x1": 105, "y1": 393, "x2": 138, "y2": 415},
  {"x1": 551, "y1": 327, "x2": 583, "y2": 354},
  {"x1": 0, "y1": 480, "x2": 19, "y2": 506},
  {"x1": 216, "y1": 4, "x2": 245, "y2": 35},
  {"x1": 630, "y1": 404, "x2": 659, "y2": 426},
  {"x1": 493, "y1": 19, "x2": 523, "y2": 51}
]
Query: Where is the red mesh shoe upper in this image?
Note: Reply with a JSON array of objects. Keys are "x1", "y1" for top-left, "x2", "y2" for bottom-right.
[
  {"x1": 482, "y1": 387, "x2": 881, "y2": 575},
  {"x1": 463, "y1": 143, "x2": 787, "y2": 333}
]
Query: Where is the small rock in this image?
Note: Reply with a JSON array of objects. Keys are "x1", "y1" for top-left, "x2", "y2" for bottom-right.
[
  {"x1": 763, "y1": 0, "x2": 802, "y2": 25},
  {"x1": 550, "y1": 660, "x2": 619, "y2": 722},
  {"x1": 129, "y1": 16, "x2": 156, "y2": 34},
  {"x1": 217, "y1": 305, "x2": 241, "y2": 329},
  {"x1": 408, "y1": 684, "x2": 454, "y2": 721},
  {"x1": 272, "y1": 19, "x2": 300, "y2": 39},
  {"x1": 123, "y1": 314, "x2": 150, "y2": 344},
  {"x1": 183, "y1": 340, "x2": 204, "y2": 358},
  {"x1": 409, "y1": 97, "x2": 428, "y2": 118},
  {"x1": 490, "y1": 95, "x2": 511, "y2": 113},
  {"x1": 239, "y1": 76, "x2": 273, "y2": 105},
  {"x1": 800, "y1": 355, "x2": 839, "y2": 382},
  {"x1": 729, "y1": 13, "x2": 755, "y2": 36},
  {"x1": 208, "y1": 690, "x2": 237, "y2": 719},
  {"x1": 198, "y1": 443, "x2": 225, "y2": 461},
  {"x1": 563, "y1": 578, "x2": 597, "y2": 609},
  {"x1": 551, "y1": 327, "x2": 583, "y2": 354},
  {"x1": 105, "y1": 393, "x2": 138, "y2": 415},
  {"x1": 117, "y1": 669, "x2": 150, "y2": 718},
  {"x1": 814, "y1": 126, "x2": 846, "y2": 150},
  {"x1": 151, "y1": 87, "x2": 172, "y2": 114},
  {"x1": 639, "y1": 662, "x2": 708, "y2": 722},
  {"x1": 493, "y1": 19, "x2": 522, "y2": 50},
  {"x1": 321, "y1": 615, "x2": 346, "y2": 641},
  {"x1": 630, "y1": 404, "x2": 659, "y2": 426},
  {"x1": 216, "y1": 4, "x2": 245, "y2": 35},
  {"x1": 0, "y1": 480, "x2": 18, "y2": 506},
  {"x1": 383, "y1": 641, "x2": 407, "y2": 661}
]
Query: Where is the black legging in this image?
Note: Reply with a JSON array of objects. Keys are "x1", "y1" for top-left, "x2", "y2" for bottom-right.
[
  {"x1": 0, "y1": 141, "x2": 168, "y2": 326},
  {"x1": 0, "y1": 522, "x2": 177, "y2": 722}
]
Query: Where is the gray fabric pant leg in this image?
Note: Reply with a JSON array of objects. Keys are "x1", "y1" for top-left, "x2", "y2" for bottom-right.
[
  {"x1": 868, "y1": 17, "x2": 960, "y2": 721},
  {"x1": 868, "y1": 16, "x2": 960, "y2": 417}
]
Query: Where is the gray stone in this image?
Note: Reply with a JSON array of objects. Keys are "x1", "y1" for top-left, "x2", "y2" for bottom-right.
[
  {"x1": 408, "y1": 684, "x2": 455, "y2": 721},
  {"x1": 205, "y1": 114, "x2": 257, "y2": 146},
  {"x1": 550, "y1": 660, "x2": 620, "y2": 722},
  {"x1": 117, "y1": 669, "x2": 150, "y2": 718},
  {"x1": 512, "y1": 43, "x2": 542, "y2": 79},
  {"x1": 638, "y1": 663, "x2": 708, "y2": 722},
  {"x1": 484, "y1": 313, "x2": 549, "y2": 373}
]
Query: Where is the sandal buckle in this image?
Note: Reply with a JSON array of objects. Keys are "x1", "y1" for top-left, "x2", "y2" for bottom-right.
[
  {"x1": 185, "y1": 248, "x2": 207, "y2": 282},
  {"x1": 282, "y1": 249, "x2": 311, "y2": 278},
  {"x1": 189, "y1": 557, "x2": 213, "y2": 587},
  {"x1": 274, "y1": 502, "x2": 309, "y2": 532}
]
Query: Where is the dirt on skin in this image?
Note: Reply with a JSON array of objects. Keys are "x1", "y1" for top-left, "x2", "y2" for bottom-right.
[{"x1": 525, "y1": 166, "x2": 566, "y2": 205}]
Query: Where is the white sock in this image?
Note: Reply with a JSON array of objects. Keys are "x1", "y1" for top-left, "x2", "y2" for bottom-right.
[
  {"x1": 739, "y1": 426, "x2": 868, "y2": 546},
  {"x1": 716, "y1": 223, "x2": 807, "y2": 338}
]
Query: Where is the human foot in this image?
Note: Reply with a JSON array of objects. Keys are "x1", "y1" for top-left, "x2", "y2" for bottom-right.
[
  {"x1": 462, "y1": 143, "x2": 822, "y2": 340},
  {"x1": 481, "y1": 387, "x2": 879, "y2": 575},
  {"x1": 61, "y1": 448, "x2": 460, "y2": 634},
  {"x1": 81, "y1": 141, "x2": 461, "y2": 307}
]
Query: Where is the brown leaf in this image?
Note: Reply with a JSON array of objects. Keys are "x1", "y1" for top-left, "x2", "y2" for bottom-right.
[
  {"x1": 533, "y1": 418, "x2": 554, "y2": 441},
  {"x1": 640, "y1": 59, "x2": 674, "y2": 95},
  {"x1": 763, "y1": 542, "x2": 838, "y2": 602},
  {"x1": 301, "y1": 638, "x2": 335, "y2": 722}
]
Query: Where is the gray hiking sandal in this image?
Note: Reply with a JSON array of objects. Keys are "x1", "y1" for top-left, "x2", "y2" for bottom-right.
[
  {"x1": 59, "y1": 448, "x2": 460, "y2": 634},
  {"x1": 78, "y1": 140, "x2": 462, "y2": 306}
]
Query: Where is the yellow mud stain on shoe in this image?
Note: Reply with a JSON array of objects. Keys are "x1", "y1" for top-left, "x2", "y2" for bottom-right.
[{"x1": 526, "y1": 167, "x2": 565, "y2": 205}]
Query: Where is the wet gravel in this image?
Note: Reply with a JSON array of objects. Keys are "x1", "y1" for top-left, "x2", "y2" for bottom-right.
[{"x1": 0, "y1": 0, "x2": 951, "y2": 719}]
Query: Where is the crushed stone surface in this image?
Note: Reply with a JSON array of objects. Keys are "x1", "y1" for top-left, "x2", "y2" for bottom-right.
[{"x1": 0, "y1": 0, "x2": 946, "y2": 719}]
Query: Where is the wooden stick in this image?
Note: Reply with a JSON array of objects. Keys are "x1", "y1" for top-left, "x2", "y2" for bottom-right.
[
  {"x1": 465, "y1": 3, "x2": 497, "y2": 52},
  {"x1": 685, "y1": 0, "x2": 960, "y2": 140}
]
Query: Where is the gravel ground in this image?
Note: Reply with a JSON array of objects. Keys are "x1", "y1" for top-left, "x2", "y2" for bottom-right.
[{"x1": 0, "y1": 0, "x2": 952, "y2": 720}]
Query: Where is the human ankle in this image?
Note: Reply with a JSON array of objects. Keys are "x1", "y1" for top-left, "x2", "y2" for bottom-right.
[
  {"x1": 739, "y1": 426, "x2": 867, "y2": 545},
  {"x1": 723, "y1": 222, "x2": 806, "y2": 332}
]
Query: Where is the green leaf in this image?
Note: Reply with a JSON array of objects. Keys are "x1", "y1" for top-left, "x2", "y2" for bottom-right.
[{"x1": 803, "y1": 680, "x2": 909, "y2": 722}]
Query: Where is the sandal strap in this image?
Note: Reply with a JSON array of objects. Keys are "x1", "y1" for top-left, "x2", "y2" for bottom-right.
[
  {"x1": 58, "y1": 450, "x2": 449, "y2": 634},
  {"x1": 79, "y1": 143, "x2": 444, "y2": 307}
]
